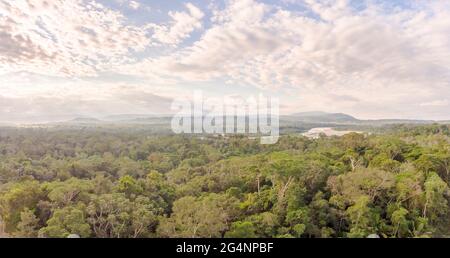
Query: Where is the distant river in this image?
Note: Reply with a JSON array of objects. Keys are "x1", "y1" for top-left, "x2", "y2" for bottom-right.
[{"x1": 301, "y1": 127, "x2": 362, "y2": 139}]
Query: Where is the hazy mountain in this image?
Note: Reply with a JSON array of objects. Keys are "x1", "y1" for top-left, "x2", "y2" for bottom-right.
[
  {"x1": 286, "y1": 112, "x2": 442, "y2": 125},
  {"x1": 102, "y1": 114, "x2": 170, "y2": 122},
  {"x1": 289, "y1": 111, "x2": 359, "y2": 123},
  {"x1": 69, "y1": 117, "x2": 102, "y2": 123},
  {"x1": 360, "y1": 119, "x2": 435, "y2": 125},
  {"x1": 11, "y1": 112, "x2": 447, "y2": 132}
]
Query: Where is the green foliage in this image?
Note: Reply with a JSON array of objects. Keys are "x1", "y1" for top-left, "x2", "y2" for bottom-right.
[
  {"x1": 0, "y1": 180, "x2": 44, "y2": 232},
  {"x1": 15, "y1": 208, "x2": 40, "y2": 237},
  {"x1": 86, "y1": 193, "x2": 157, "y2": 238},
  {"x1": 390, "y1": 207, "x2": 409, "y2": 237},
  {"x1": 423, "y1": 173, "x2": 449, "y2": 223},
  {"x1": 117, "y1": 175, "x2": 143, "y2": 197},
  {"x1": 0, "y1": 125, "x2": 449, "y2": 238},
  {"x1": 39, "y1": 205, "x2": 91, "y2": 238},
  {"x1": 225, "y1": 221, "x2": 257, "y2": 238},
  {"x1": 157, "y1": 194, "x2": 239, "y2": 238}
]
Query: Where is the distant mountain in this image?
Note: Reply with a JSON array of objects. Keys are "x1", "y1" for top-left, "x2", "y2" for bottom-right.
[
  {"x1": 0, "y1": 122, "x2": 16, "y2": 127},
  {"x1": 40, "y1": 112, "x2": 448, "y2": 130},
  {"x1": 69, "y1": 117, "x2": 102, "y2": 123},
  {"x1": 289, "y1": 111, "x2": 359, "y2": 123},
  {"x1": 102, "y1": 114, "x2": 168, "y2": 121},
  {"x1": 361, "y1": 119, "x2": 435, "y2": 125}
]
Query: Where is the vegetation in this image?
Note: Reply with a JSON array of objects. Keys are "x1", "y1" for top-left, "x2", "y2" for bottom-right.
[{"x1": 0, "y1": 124, "x2": 449, "y2": 238}]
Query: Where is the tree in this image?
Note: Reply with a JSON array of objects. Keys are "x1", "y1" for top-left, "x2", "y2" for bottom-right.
[
  {"x1": 394, "y1": 164, "x2": 424, "y2": 211},
  {"x1": 390, "y1": 207, "x2": 409, "y2": 237},
  {"x1": 129, "y1": 196, "x2": 158, "y2": 238},
  {"x1": 39, "y1": 205, "x2": 91, "y2": 238},
  {"x1": 116, "y1": 175, "x2": 143, "y2": 198},
  {"x1": 157, "y1": 194, "x2": 239, "y2": 238},
  {"x1": 327, "y1": 167, "x2": 395, "y2": 204},
  {"x1": 44, "y1": 178, "x2": 93, "y2": 207},
  {"x1": 144, "y1": 170, "x2": 175, "y2": 213},
  {"x1": 225, "y1": 221, "x2": 257, "y2": 238},
  {"x1": 346, "y1": 196, "x2": 379, "y2": 238},
  {"x1": 86, "y1": 193, "x2": 157, "y2": 238},
  {"x1": 340, "y1": 133, "x2": 368, "y2": 154},
  {"x1": 423, "y1": 173, "x2": 448, "y2": 223},
  {"x1": 246, "y1": 212, "x2": 280, "y2": 237},
  {"x1": 285, "y1": 208, "x2": 310, "y2": 237},
  {"x1": 369, "y1": 153, "x2": 401, "y2": 172},
  {"x1": 0, "y1": 180, "x2": 44, "y2": 232},
  {"x1": 15, "y1": 208, "x2": 40, "y2": 237}
]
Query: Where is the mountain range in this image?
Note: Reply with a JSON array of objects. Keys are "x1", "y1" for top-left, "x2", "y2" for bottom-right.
[
  {"x1": 5, "y1": 112, "x2": 448, "y2": 129},
  {"x1": 286, "y1": 111, "x2": 440, "y2": 124}
]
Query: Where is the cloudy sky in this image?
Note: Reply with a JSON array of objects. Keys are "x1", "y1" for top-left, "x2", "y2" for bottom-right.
[{"x1": 1, "y1": 0, "x2": 450, "y2": 122}]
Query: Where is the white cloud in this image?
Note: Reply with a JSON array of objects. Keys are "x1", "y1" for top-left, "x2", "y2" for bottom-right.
[
  {"x1": 2, "y1": 0, "x2": 450, "y2": 120},
  {"x1": 148, "y1": 3, "x2": 204, "y2": 45},
  {"x1": 420, "y1": 99, "x2": 449, "y2": 107},
  {"x1": 129, "y1": 1, "x2": 140, "y2": 10},
  {"x1": 131, "y1": 0, "x2": 450, "y2": 119},
  {"x1": 115, "y1": 0, "x2": 142, "y2": 10},
  {"x1": 0, "y1": 0, "x2": 151, "y2": 77}
]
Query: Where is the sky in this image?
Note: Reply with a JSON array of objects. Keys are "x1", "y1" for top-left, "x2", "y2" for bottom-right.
[{"x1": 1, "y1": 0, "x2": 450, "y2": 123}]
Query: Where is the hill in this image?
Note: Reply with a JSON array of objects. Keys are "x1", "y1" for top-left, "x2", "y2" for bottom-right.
[{"x1": 289, "y1": 111, "x2": 359, "y2": 123}]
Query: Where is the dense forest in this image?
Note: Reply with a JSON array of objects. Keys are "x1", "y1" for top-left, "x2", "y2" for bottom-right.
[{"x1": 0, "y1": 124, "x2": 449, "y2": 238}]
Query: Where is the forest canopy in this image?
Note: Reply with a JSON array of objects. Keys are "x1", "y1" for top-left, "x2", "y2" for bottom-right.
[{"x1": 0, "y1": 124, "x2": 449, "y2": 238}]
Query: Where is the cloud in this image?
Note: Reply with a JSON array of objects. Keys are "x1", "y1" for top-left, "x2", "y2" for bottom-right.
[
  {"x1": 1, "y1": 0, "x2": 450, "y2": 120},
  {"x1": 162, "y1": 0, "x2": 449, "y2": 86},
  {"x1": 148, "y1": 3, "x2": 204, "y2": 45},
  {"x1": 132, "y1": 0, "x2": 450, "y2": 119},
  {"x1": 420, "y1": 99, "x2": 449, "y2": 107},
  {"x1": 0, "y1": 0, "x2": 151, "y2": 77},
  {"x1": 128, "y1": 1, "x2": 140, "y2": 10},
  {"x1": 0, "y1": 24, "x2": 56, "y2": 63},
  {"x1": 115, "y1": 0, "x2": 141, "y2": 10}
]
